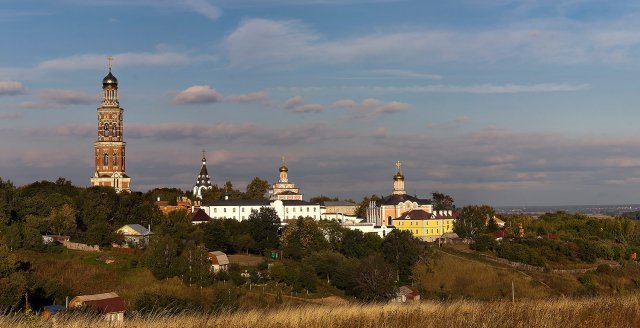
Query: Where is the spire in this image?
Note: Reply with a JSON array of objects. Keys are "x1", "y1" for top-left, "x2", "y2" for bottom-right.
[
  {"x1": 108, "y1": 56, "x2": 113, "y2": 72},
  {"x1": 202, "y1": 149, "x2": 207, "y2": 164},
  {"x1": 193, "y1": 151, "x2": 213, "y2": 199}
]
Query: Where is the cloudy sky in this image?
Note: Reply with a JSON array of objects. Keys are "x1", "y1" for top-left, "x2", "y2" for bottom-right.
[{"x1": 2, "y1": 0, "x2": 640, "y2": 206}]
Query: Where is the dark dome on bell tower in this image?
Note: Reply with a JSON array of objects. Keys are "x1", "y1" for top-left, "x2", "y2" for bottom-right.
[{"x1": 102, "y1": 71, "x2": 118, "y2": 88}]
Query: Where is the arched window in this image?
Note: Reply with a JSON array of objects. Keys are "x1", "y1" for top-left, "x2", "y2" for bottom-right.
[
  {"x1": 112, "y1": 123, "x2": 117, "y2": 138},
  {"x1": 113, "y1": 152, "x2": 118, "y2": 166},
  {"x1": 103, "y1": 123, "x2": 109, "y2": 137},
  {"x1": 103, "y1": 153, "x2": 108, "y2": 166}
]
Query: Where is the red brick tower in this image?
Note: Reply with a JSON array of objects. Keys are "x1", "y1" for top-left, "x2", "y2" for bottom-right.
[{"x1": 90, "y1": 57, "x2": 131, "y2": 192}]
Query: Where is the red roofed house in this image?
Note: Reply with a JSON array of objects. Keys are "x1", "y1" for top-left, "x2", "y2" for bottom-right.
[
  {"x1": 190, "y1": 208, "x2": 211, "y2": 224},
  {"x1": 69, "y1": 292, "x2": 125, "y2": 322},
  {"x1": 395, "y1": 285, "x2": 420, "y2": 303}
]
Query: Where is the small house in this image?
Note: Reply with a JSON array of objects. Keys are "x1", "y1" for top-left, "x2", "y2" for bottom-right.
[
  {"x1": 190, "y1": 208, "x2": 211, "y2": 224},
  {"x1": 395, "y1": 285, "x2": 420, "y2": 303},
  {"x1": 208, "y1": 251, "x2": 230, "y2": 273},
  {"x1": 115, "y1": 224, "x2": 152, "y2": 247},
  {"x1": 69, "y1": 292, "x2": 125, "y2": 322}
]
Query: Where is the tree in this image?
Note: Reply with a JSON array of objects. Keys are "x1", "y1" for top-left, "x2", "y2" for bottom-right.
[
  {"x1": 381, "y1": 230, "x2": 424, "y2": 284},
  {"x1": 0, "y1": 244, "x2": 16, "y2": 277},
  {"x1": 202, "y1": 219, "x2": 234, "y2": 253},
  {"x1": 223, "y1": 181, "x2": 243, "y2": 200},
  {"x1": 144, "y1": 234, "x2": 180, "y2": 280},
  {"x1": 308, "y1": 195, "x2": 339, "y2": 205},
  {"x1": 247, "y1": 207, "x2": 280, "y2": 254},
  {"x1": 179, "y1": 243, "x2": 212, "y2": 287},
  {"x1": 454, "y1": 205, "x2": 495, "y2": 241},
  {"x1": 432, "y1": 192, "x2": 455, "y2": 211},
  {"x1": 280, "y1": 217, "x2": 328, "y2": 258},
  {"x1": 49, "y1": 204, "x2": 77, "y2": 236},
  {"x1": 244, "y1": 177, "x2": 269, "y2": 200},
  {"x1": 201, "y1": 186, "x2": 224, "y2": 204},
  {"x1": 353, "y1": 255, "x2": 397, "y2": 301}
]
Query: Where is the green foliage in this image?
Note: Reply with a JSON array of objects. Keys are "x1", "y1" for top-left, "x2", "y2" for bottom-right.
[
  {"x1": 308, "y1": 195, "x2": 339, "y2": 205},
  {"x1": 202, "y1": 219, "x2": 238, "y2": 254},
  {"x1": 144, "y1": 234, "x2": 180, "y2": 280},
  {"x1": 340, "y1": 229, "x2": 381, "y2": 258},
  {"x1": 454, "y1": 205, "x2": 495, "y2": 241},
  {"x1": 244, "y1": 177, "x2": 269, "y2": 200},
  {"x1": 0, "y1": 244, "x2": 17, "y2": 277},
  {"x1": 280, "y1": 217, "x2": 329, "y2": 259},
  {"x1": 353, "y1": 255, "x2": 397, "y2": 301},
  {"x1": 247, "y1": 207, "x2": 280, "y2": 255},
  {"x1": 381, "y1": 229, "x2": 424, "y2": 284},
  {"x1": 135, "y1": 291, "x2": 202, "y2": 314},
  {"x1": 497, "y1": 242, "x2": 546, "y2": 267},
  {"x1": 432, "y1": 192, "x2": 455, "y2": 211},
  {"x1": 470, "y1": 234, "x2": 497, "y2": 252},
  {"x1": 179, "y1": 243, "x2": 212, "y2": 287}
]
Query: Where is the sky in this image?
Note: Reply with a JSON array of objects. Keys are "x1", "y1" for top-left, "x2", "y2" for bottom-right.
[{"x1": 2, "y1": 0, "x2": 640, "y2": 206}]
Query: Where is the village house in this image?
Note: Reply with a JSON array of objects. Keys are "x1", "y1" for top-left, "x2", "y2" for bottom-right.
[
  {"x1": 208, "y1": 251, "x2": 230, "y2": 273},
  {"x1": 115, "y1": 224, "x2": 152, "y2": 247},
  {"x1": 69, "y1": 292, "x2": 125, "y2": 322}
]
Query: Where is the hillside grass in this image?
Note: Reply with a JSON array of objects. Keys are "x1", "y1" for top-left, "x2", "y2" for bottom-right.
[{"x1": 4, "y1": 295, "x2": 640, "y2": 328}]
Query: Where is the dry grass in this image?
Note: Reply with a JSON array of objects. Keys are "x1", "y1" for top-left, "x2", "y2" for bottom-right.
[{"x1": 3, "y1": 296, "x2": 640, "y2": 328}]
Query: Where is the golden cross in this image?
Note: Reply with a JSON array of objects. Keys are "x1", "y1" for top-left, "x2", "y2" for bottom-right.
[
  {"x1": 281, "y1": 155, "x2": 286, "y2": 165},
  {"x1": 108, "y1": 56, "x2": 113, "y2": 71},
  {"x1": 396, "y1": 160, "x2": 402, "y2": 173}
]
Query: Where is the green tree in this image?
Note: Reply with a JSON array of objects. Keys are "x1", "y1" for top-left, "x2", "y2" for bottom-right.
[
  {"x1": 85, "y1": 221, "x2": 113, "y2": 247},
  {"x1": 247, "y1": 207, "x2": 280, "y2": 254},
  {"x1": 49, "y1": 203, "x2": 77, "y2": 236},
  {"x1": 202, "y1": 219, "x2": 235, "y2": 253},
  {"x1": 432, "y1": 192, "x2": 455, "y2": 211},
  {"x1": 0, "y1": 244, "x2": 17, "y2": 277},
  {"x1": 179, "y1": 243, "x2": 212, "y2": 287},
  {"x1": 244, "y1": 177, "x2": 269, "y2": 200},
  {"x1": 381, "y1": 230, "x2": 424, "y2": 284},
  {"x1": 280, "y1": 217, "x2": 328, "y2": 258},
  {"x1": 453, "y1": 205, "x2": 495, "y2": 241},
  {"x1": 308, "y1": 195, "x2": 339, "y2": 205},
  {"x1": 353, "y1": 255, "x2": 397, "y2": 301},
  {"x1": 201, "y1": 186, "x2": 224, "y2": 203},
  {"x1": 144, "y1": 234, "x2": 180, "y2": 280}
]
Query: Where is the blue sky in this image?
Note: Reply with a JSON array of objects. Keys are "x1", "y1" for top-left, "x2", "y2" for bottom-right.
[{"x1": 2, "y1": 0, "x2": 640, "y2": 206}]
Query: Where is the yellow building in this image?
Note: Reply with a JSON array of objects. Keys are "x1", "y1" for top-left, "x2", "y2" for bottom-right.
[{"x1": 393, "y1": 209, "x2": 457, "y2": 242}]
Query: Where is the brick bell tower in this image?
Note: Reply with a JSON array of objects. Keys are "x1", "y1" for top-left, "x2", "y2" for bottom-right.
[{"x1": 90, "y1": 57, "x2": 131, "y2": 192}]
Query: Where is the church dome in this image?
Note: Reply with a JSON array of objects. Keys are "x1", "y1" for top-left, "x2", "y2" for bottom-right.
[
  {"x1": 279, "y1": 165, "x2": 288, "y2": 172},
  {"x1": 102, "y1": 71, "x2": 118, "y2": 87},
  {"x1": 394, "y1": 172, "x2": 404, "y2": 181}
]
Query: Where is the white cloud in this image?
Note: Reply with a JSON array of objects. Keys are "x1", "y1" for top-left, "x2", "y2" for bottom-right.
[
  {"x1": 39, "y1": 89, "x2": 98, "y2": 105},
  {"x1": 283, "y1": 95, "x2": 324, "y2": 113},
  {"x1": 173, "y1": 85, "x2": 221, "y2": 104},
  {"x1": 225, "y1": 18, "x2": 640, "y2": 67},
  {"x1": 38, "y1": 51, "x2": 191, "y2": 70},
  {"x1": 333, "y1": 98, "x2": 411, "y2": 118},
  {"x1": 0, "y1": 81, "x2": 24, "y2": 95},
  {"x1": 223, "y1": 91, "x2": 267, "y2": 103}
]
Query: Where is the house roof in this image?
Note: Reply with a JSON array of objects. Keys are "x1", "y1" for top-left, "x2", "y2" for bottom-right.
[
  {"x1": 117, "y1": 224, "x2": 151, "y2": 236},
  {"x1": 492, "y1": 229, "x2": 509, "y2": 238},
  {"x1": 208, "y1": 251, "x2": 230, "y2": 266},
  {"x1": 396, "y1": 209, "x2": 457, "y2": 221},
  {"x1": 190, "y1": 208, "x2": 211, "y2": 222},
  {"x1": 379, "y1": 194, "x2": 431, "y2": 206},
  {"x1": 397, "y1": 285, "x2": 419, "y2": 297},
  {"x1": 71, "y1": 292, "x2": 125, "y2": 314},
  {"x1": 282, "y1": 200, "x2": 318, "y2": 206},
  {"x1": 324, "y1": 201, "x2": 357, "y2": 206}
]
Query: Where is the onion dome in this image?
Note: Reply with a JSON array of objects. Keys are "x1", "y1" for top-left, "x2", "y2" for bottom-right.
[
  {"x1": 102, "y1": 71, "x2": 118, "y2": 88},
  {"x1": 394, "y1": 171, "x2": 405, "y2": 181},
  {"x1": 279, "y1": 164, "x2": 289, "y2": 172}
]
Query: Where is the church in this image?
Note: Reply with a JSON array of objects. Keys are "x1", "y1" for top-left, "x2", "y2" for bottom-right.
[
  {"x1": 268, "y1": 157, "x2": 303, "y2": 201},
  {"x1": 89, "y1": 58, "x2": 131, "y2": 193}
]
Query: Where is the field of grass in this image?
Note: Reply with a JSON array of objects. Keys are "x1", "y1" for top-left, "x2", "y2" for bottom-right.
[
  {"x1": 4, "y1": 295, "x2": 640, "y2": 328},
  {"x1": 415, "y1": 247, "x2": 555, "y2": 300}
]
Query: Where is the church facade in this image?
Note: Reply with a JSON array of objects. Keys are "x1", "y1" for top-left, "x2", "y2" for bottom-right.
[
  {"x1": 90, "y1": 59, "x2": 131, "y2": 192},
  {"x1": 367, "y1": 161, "x2": 433, "y2": 226},
  {"x1": 268, "y1": 157, "x2": 303, "y2": 201}
]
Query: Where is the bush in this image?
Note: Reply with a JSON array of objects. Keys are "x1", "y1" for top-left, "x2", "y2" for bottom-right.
[
  {"x1": 470, "y1": 234, "x2": 496, "y2": 252},
  {"x1": 134, "y1": 292, "x2": 202, "y2": 314}
]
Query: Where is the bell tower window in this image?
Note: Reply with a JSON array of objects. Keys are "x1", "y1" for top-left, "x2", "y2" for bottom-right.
[
  {"x1": 113, "y1": 152, "x2": 118, "y2": 166},
  {"x1": 103, "y1": 153, "x2": 109, "y2": 166},
  {"x1": 112, "y1": 123, "x2": 117, "y2": 138},
  {"x1": 104, "y1": 123, "x2": 109, "y2": 137}
]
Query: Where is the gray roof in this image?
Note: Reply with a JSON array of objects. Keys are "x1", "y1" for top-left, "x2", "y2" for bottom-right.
[
  {"x1": 206, "y1": 199, "x2": 271, "y2": 206},
  {"x1": 324, "y1": 201, "x2": 357, "y2": 206},
  {"x1": 121, "y1": 224, "x2": 151, "y2": 236}
]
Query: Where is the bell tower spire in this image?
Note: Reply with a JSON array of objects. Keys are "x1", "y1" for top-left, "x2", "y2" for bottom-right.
[
  {"x1": 90, "y1": 58, "x2": 131, "y2": 192},
  {"x1": 392, "y1": 160, "x2": 406, "y2": 195}
]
